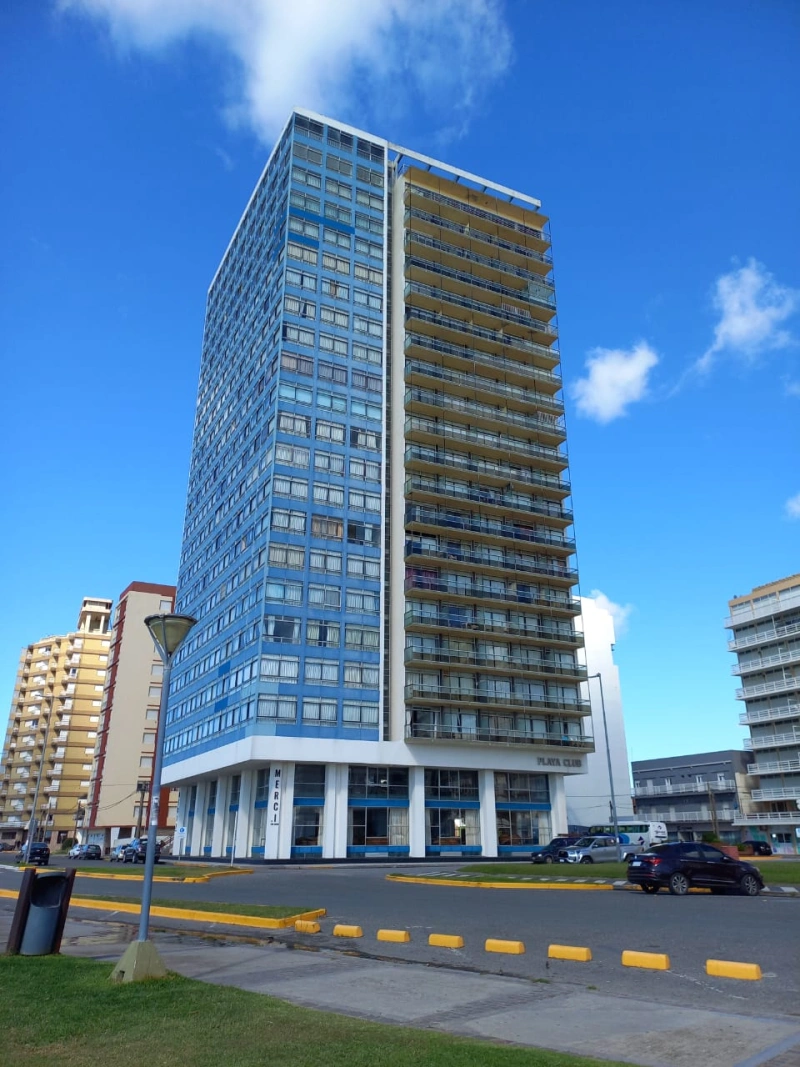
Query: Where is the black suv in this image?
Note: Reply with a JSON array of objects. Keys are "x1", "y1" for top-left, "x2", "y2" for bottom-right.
[
  {"x1": 122, "y1": 837, "x2": 162, "y2": 864},
  {"x1": 627, "y1": 842, "x2": 764, "y2": 896},
  {"x1": 17, "y1": 842, "x2": 50, "y2": 866},
  {"x1": 742, "y1": 840, "x2": 773, "y2": 856},
  {"x1": 532, "y1": 836, "x2": 584, "y2": 864}
]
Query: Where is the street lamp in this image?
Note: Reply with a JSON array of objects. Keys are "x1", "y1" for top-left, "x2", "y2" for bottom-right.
[
  {"x1": 111, "y1": 612, "x2": 196, "y2": 983},
  {"x1": 588, "y1": 672, "x2": 622, "y2": 863}
]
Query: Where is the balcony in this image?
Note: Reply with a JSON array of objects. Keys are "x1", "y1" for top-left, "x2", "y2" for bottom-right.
[
  {"x1": 405, "y1": 228, "x2": 553, "y2": 288},
  {"x1": 732, "y1": 648, "x2": 800, "y2": 675},
  {"x1": 405, "y1": 503, "x2": 575, "y2": 553},
  {"x1": 748, "y1": 758, "x2": 800, "y2": 776},
  {"x1": 405, "y1": 255, "x2": 557, "y2": 313},
  {"x1": 744, "y1": 731, "x2": 800, "y2": 750},
  {"x1": 405, "y1": 444, "x2": 570, "y2": 498},
  {"x1": 634, "y1": 780, "x2": 737, "y2": 797},
  {"x1": 407, "y1": 311, "x2": 559, "y2": 373},
  {"x1": 406, "y1": 416, "x2": 568, "y2": 471},
  {"x1": 406, "y1": 721, "x2": 593, "y2": 751},
  {"x1": 405, "y1": 607, "x2": 582, "y2": 647},
  {"x1": 405, "y1": 206, "x2": 553, "y2": 271},
  {"x1": 405, "y1": 475, "x2": 571, "y2": 525},
  {"x1": 729, "y1": 619, "x2": 800, "y2": 651},
  {"x1": 751, "y1": 786, "x2": 800, "y2": 801},
  {"x1": 405, "y1": 682, "x2": 589, "y2": 715},
  {"x1": 404, "y1": 540, "x2": 579, "y2": 586},
  {"x1": 637, "y1": 808, "x2": 739, "y2": 823},
  {"x1": 404, "y1": 645, "x2": 587, "y2": 680},
  {"x1": 736, "y1": 677, "x2": 800, "y2": 700},
  {"x1": 733, "y1": 811, "x2": 800, "y2": 825},
  {"x1": 404, "y1": 183, "x2": 551, "y2": 247},
  {"x1": 405, "y1": 386, "x2": 567, "y2": 443},
  {"x1": 405, "y1": 574, "x2": 580, "y2": 616},
  {"x1": 740, "y1": 704, "x2": 800, "y2": 726},
  {"x1": 405, "y1": 358, "x2": 565, "y2": 424},
  {"x1": 406, "y1": 282, "x2": 557, "y2": 340}
]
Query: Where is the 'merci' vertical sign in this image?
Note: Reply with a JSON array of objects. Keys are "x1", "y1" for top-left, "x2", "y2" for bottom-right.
[{"x1": 268, "y1": 765, "x2": 282, "y2": 826}]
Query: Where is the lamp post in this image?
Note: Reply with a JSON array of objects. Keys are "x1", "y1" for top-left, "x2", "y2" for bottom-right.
[
  {"x1": 588, "y1": 672, "x2": 622, "y2": 863},
  {"x1": 111, "y1": 612, "x2": 196, "y2": 983}
]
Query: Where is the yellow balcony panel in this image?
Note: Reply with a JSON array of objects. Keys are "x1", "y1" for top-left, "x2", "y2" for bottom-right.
[
  {"x1": 405, "y1": 717, "x2": 593, "y2": 752},
  {"x1": 405, "y1": 683, "x2": 590, "y2": 717},
  {"x1": 402, "y1": 540, "x2": 579, "y2": 588},
  {"x1": 405, "y1": 282, "x2": 557, "y2": 341},
  {"x1": 404, "y1": 416, "x2": 569, "y2": 474},
  {"x1": 404, "y1": 385, "x2": 567, "y2": 445},
  {"x1": 405, "y1": 326, "x2": 561, "y2": 388},
  {"x1": 404, "y1": 166, "x2": 549, "y2": 230},
  {"x1": 404, "y1": 478, "x2": 572, "y2": 530},
  {"x1": 403, "y1": 502, "x2": 575, "y2": 557},
  {"x1": 405, "y1": 218, "x2": 553, "y2": 282},
  {"x1": 404, "y1": 576, "x2": 581, "y2": 617},
  {"x1": 405, "y1": 259, "x2": 557, "y2": 322},
  {"x1": 404, "y1": 606, "x2": 582, "y2": 647},
  {"x1": 404, "y1": 645, "x2": 588, "y2": 682}
]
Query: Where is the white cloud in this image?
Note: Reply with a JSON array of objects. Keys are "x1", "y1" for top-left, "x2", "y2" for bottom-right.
[
  {"x1": 590, "y1": 589, "x2": 634, "y2": 637},
  {"x1": 784, "y1": 379, "x2": 800, "y2": 398},
  {"x1": 786, "y1": 493, "x2": 800, "y2": 520},
  {"x1": 59, "y1": 0, "x2": 512, "y2": 141},
  {"x1": 695, "y1": 258, "x2": 800, "y2": 374},
  {"x1": 570, "y1": 341, "x2": 659, "y2": 423}
]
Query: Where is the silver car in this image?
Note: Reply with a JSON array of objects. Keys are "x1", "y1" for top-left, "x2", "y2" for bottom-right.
[{"x1": 560, "y1": 835, "x2": 640, "y2": 863}]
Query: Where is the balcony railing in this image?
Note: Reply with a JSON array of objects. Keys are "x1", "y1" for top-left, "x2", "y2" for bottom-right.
[
  {"x1": 405, "y1": 206, "x2": 553, "y2": 267},
  {"x1": 637, "y1": 808, "x2": 739, "y2": 823},
  {"x1": 739, "y1": 704, "x2": 800, "y2": 726},
  {"x1": 406, "y1": 311, "x2": 560, "y2": 369},
  {"x1": 733, "y1": 811, "x2": 800, "y2": 825},
  {"x1": 751, "y1": 786, "x2": 800, "y2": 801},
  {"x1": 725, "y1": 588, "x2": 800, "y2": 631},
  {"x1": 406, "y1": 282, "x2": 557, "y2": 337},
  {"x1": 405, "y1": 475, "x2": 571, "y2": 523},
  {"x1": 405, "y1": 358, "x2": 565, "y2": 419},
  {"x1": 405, "y1": 228, "x2": 553, "y2": 288},
  {"x1": 405, "y1": 416, "x2": 567, "y2": 469},
  {"x1": 406, "y1": 721, "x2": 593, "y2": 750},
  {"x1": 732, "y1": 648, "x2": 800, "y2": 675},
  {"x1": 634, "y1": 780, "x2": 737, "y2": 797},
  {"x1": 405, "y1": 386, "x2": 567, "y2": 439},
  {"x1": 744, "y1": 731, "x2": 800, "y2": 750},
  {"x1": 404, "y1": 607, "x2": 582, "y2": 646},
  {"x1": 405, "y1": 503, "x2": 575, "y2": 551},
  {"x1": 404, "y1": 575, "x2": 581, "y2": 614},
  {"x1": 405, "y1": 683, "x2": 589, "y2": 715},
  {"x1": 403, "y1": 645, "x2": 587, "y2": 679},
  {"x1": 405, "y1": 183, "x2": 550, "y2": 243},
  {"x1": 728, "y1": 619, "x2": 800, "y2": 651},
  {"x1": 737, "y1": 678, "x2": 800, "y2": 699},
  {"x1": 405, "y1": 444, "x2": 569, "y2": 496},
  {"x1": 404, "y1": 541, "x2": 579, "y2": 585},
  {"x1": 747, "y1": 758, "x2": 800, "y2": 776},
  {"x1": 406, "y1": 254, "x2": 557, "y2": 312}
]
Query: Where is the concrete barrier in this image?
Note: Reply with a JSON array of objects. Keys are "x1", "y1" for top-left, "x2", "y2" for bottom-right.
[
  {"x1": 621, "y1": 950, "x2": 670, "y2": 971},
  {"x1": 548, "y1": 944, "x2": 592, "y2": 962},
  {"x1": 706, "y1": 959, "x2": 762, "y2": 981},
  {"x1": 485, "y1": 938, "x2": 525, "y2": 955},
  {"x1": 294, "y1": 919, "x2": 320, "y2": 934},
  {"x1": 333, "y1": 924, "x2": 363, "y2": 938},
  {"x1": 428, "y1": 933, "x2": 465, "y2": 949},
  {"x1": 377, "y1": 929, "x2": 411, "y2": 943}
]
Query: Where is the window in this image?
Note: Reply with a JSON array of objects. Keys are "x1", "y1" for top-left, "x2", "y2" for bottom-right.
[
  {"x1": 344, "y1": 625, "x2": 380, "y2": 651},
  {"x1": 325, "y1": 201, "x2": 352, "y2": 224},
  {"x1": 327, "y1": 152, "x2": 352, "y2": 174},
  {"x1": 284, "y1": 295, "x2": 317, "y2": 319},
  {"x1": 292, "y1": 141, "x2": 322, "y2": 163},
  {"x1": 292, "y1": 165, "x2": 322, "y2": 189},
  {"x1": 316, "y1": 389, "x2": 347, "y2": 414},
  {"x1": 357, "y1": 163, "x2": 384, "y2": 187},
  {"x1": 301, "y1": 700, "x2": 338, "y2": 722},
  {"x1": 140, "y1": 756, "x2": 153, "y2": 770},
  {"x1": 322, "y1": 278, "x2": 349, "y2": 300},
  {"x1": 350, "y1": 399, "x2": 382, "y2": 420},
  {"x1": 357, "y1": 138, "x2": 384, "y2": 163},
  {"x1": 318, "y1": 361, "x2": 348, "y2": 384},
  {"x1": 347, "y1": 555, "x2": 381, "y2": 579},
  {"x1": 282, "y1": 324, "x2": 315, "y2": 348},
  {"x1": 348, "y1": 489, "x2": 381, "y2": 512},
  {"x1": 264, "y1": 616, "x2": 301, "y2": 644},
  {"x1": 342, "y1": 701, "x2": 379, "y2": 725},
  {"x1": 286, "y1": 267, "x2": 317, "y2": 291},
  {"x1": 324, "y1": 227, "x2": 351, "y2": 249},
  {"x1": 287, "y1": 242, "x2": 318, "y2": 266},
  {"x1": 351, "y1": 370, "x2": 382, "y2": 394},
  {"x1": 308, "y1": 584, "x2": 341, "y2": 609},
  {"x1": 345, "y1": 590, "x2": 380, "y2": 613},
  {"x1": 327, "y1": 128, "x2": 353, "y2": 150},
  {"x1": 322, "y1": 251, "x2": 350, "y2": 275},
  {"x1": 268, "y1": 544, "x2": 305, "y2": 569},
  {"x1": 260, "y1": 655, "x2": 299, "y2": 681},
  {"x1": 265, "y1": 579, "x2": 303, "y2": 604},
  {"x1": 355, "y1": 211, "x2": 383, "y2": 236},
  {"x1": 320, "y1": 305, "x2": 350, "y2": 329},
  {"x1": 354, "y1": 238, "x2": 382, "y2": 260},
  {"x1": 279, "y1": 382, "x2": 313, "y2": 405},
  {"x1": 289, "y1": 216, "x2": 320, "y2": 240},
  {"x1": 356, "y1": 188, "x2": 384, "y2": 212},
  {"x1": 316, "y1": 419, "x2": 346, "y2": 444},
  {"x1": 309, "y1": 548, "x2": 342, "y2": 573},
  {"x1": 344, "y1": 663, "x2": 380, "y2": 687},
  {"x1": 257, "y1": 696, "x2": 297, "y2": 720},
  {"x1": 312, "y1": 484, "x2": 345, "y2": 507},
  {"x1": 349, "y1": 766, "x2": 408, "y2": 799},
  {"x1": 295, "y1": 115, "x2": 323, "y2": 140},
  {"x1": 290, "y1": 189, "x2": 321, "y2": 214},
  {"x1": 281, "y1": 352, "x2": 314, "y2": 376},
  {"x1": 354, "y1": 288, "x2": 382, "y2": 311},
  {"x1": 353, "y1": 314, "x2": 382, "y2": 338},
  {"x1": 347, "y1": 520, "x2": 380, "y2": 546},
  {"x1": 494, "y1": 772, "x2": 549, "y2": 804},
  {"x1": 349, "y1": 457, "x2": 381, "y2": 481},
  {"x1": 311, "y1": 515, "x2": 343, "y2": 540},
  {"x1": 275, "y1": 443, "x2": 310, "y2": 469},
  {"x1": 319, "y1": 333, "x2": 349, "y2": 356},
  {"x1": 274, "y1": 475, "x2": 308, "y2": 500},
  {"x1": 325, "y1": 177, "x2": 352, "y2": 200},
  {"x1": 305, "y1": 659, "x2": 339, "y2": 685},
  {"x1": 350, "y1": 427, "x2": 381, "y2": 450},
  {"x1": 271, "y1": 509, "x2": 306, "y2": 534},
  {"x1": 306, "y1": 620, "x2": 340, "y2": 647},
  {"x1": 352, "y1": 342, "x2": 382, "y2": 366},
  {"x1": 425, "y1": 768, "x2": 479, "y2": 800},
  {"x1": 314, "y1": 451, "x2": 345, "y2": 475}
]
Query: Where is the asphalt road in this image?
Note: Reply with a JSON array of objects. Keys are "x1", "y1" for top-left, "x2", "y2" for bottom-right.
[{"x1": 3, "y1": 860, "x2": 800, "y2": 1019}]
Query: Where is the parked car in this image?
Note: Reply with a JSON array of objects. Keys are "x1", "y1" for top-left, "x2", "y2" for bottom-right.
[
  {"x1": 741, "y1": 840, "x2": 773, "y2": 856},
  {"x1": 561, "y1": 835, "x2": 641, "y2": 864},
  {"x1": 122, "y1": 837, "x2": 162, "y2": 864},
  {"x1": 627, "y1": 842, "x2": 764, "y2": 896},
  {"x1": 532, "y1": 836, "x2": 584, "y2": 864},
  {"x1": 69, "y1": 843, "x2": 102, "y2": 860},
  {"x1": 17, "y1": 842, "x2": 50, "y2": 865},
  {"x1": 109, "y1": 842, "x2": 130, "y2": 862}
]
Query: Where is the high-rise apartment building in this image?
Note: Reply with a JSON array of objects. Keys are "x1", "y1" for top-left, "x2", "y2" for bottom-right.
[
  {"x1": 88, "y1": 582, "x2": 178, "y2": 851},
  {"x1": 164, "y1": 110, "x2": 592, "y2": 860},
  {"x1": 0, "y1": 597, "x2": 112, "y2": 848},
  {"x1": 727, "y1": 573, "x2": 800, "y2": 855}
]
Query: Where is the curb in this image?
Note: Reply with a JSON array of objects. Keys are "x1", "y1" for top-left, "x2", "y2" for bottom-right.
[
  {"x1": 386, "y1": 873, "x2": 800, "y2": 896},
  {"x1": 11, "y1": 865, "x2": 254, "y2": 884}
]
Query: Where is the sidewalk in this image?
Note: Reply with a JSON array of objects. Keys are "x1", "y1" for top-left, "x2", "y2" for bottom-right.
[{"x1": 2, "y1": 901, "x2": 799, "y2": 1067}]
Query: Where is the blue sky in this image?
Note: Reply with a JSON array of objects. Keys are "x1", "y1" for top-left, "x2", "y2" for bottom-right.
[{"x1": 1, "y1": 0, "x2": 798, "y2": 764}]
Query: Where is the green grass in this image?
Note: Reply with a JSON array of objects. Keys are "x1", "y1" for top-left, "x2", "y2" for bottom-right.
[
  {"x1": 459, "y1": 861, "x2": 800, "y2": 884},
  {"x1": 69, "y1": 864, "x2": 244, "y2": 880},
  {"x1": 96, "y1": 897, "x2": 310, "y2": 919},
  {"x1": 0, "y1": 956, "x2": 627, "y2": 1067}
]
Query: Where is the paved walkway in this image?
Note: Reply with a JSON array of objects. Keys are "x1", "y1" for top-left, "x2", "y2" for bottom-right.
[{"x1": 2, "y1": 902, "x2": 799, "y2": 1067}]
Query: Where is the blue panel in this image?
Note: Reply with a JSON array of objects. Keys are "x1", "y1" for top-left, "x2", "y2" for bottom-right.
[
  {"x1": 347, "y1": 845, "x2": 410, "y2": 855},
  {"x1": 425, "y1": 845, "x2": 482, "y2": 854},
  {"x1": 424, "y1": 799, "x2": 480, "y2": 809},
  {"x1": 251, "y1": 846, "x2": 265, "y2": 856},
  {"x1": 347, "y1": 797, "x2": 409, "y2": 808},
  {"x1": 495, "y1": 802, "x2": 551, "y2": 812},
  {"x1": 293, "y1": 796, "x2": 325, "y2": 806},
  {"x1": 498, "y1": 845, "x2": 539, "y2": 853},
  {"x1": 291, "y1": 846, "x2": 323, "y2": 857}
]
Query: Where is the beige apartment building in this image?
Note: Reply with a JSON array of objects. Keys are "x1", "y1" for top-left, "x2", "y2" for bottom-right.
[
  {"x1": 87, "y1": 582, "x2": 178, "y2": 851},
  {"x1": 0, "y1": 597, "x2": 112, "y2": 848}
]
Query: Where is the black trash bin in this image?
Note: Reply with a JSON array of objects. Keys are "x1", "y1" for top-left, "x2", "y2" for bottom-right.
[{"x1": 6, "y1": 869, "x2": 76, "y2": 956}]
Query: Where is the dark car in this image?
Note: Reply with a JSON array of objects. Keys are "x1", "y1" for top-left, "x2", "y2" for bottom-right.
[
  {"x1": 742, "y1": 840, "x2": 773, "y2": 856},
  {"x1": 532, "y1": 836, "x2": 584, "y2": 864},
  {"x1": 122, "y1": 837, "x2": 162, "y2": 864},
  {"x1": 627, "y1": 842, "x2": 764, "y2": 896},
  {"x1": 17, "y1": 842, "x2": 50, "y2": 866},
  {"x1": 80, "y1": 844, "x2": 102, "y2": 860}
]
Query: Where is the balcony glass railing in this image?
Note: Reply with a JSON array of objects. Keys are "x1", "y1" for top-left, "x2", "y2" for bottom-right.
[
  {"x1": 405, "y1": 183, "x2": 550, "y2": 243},
  {"x1": 404, "y1": 645, "x2": 587, "y2": 678},
  {"x1": 737, "y1": 678, "x2": 800, "y2": 699},
  {"x1": 405, "y1": 416, "x2": 567, "y2": 468},
  {"x1": 405, "y1": 386, "x2": 566, "y2": 439},
  {"x1": 409, "y1": 311, "x2": 558, "y2": 367},
  {"x1": 731, "y1": 647, "x2": 800, "y2": 675},
  {"x1": 733, "y1": 811, "x2": 800, "y2": 824},
  {"x1": 405, "y1": 255, "x2": 557, "y2": 312},
  {"x1": 405, "y1": 358, "x2": 565, "y2": 418},
  {"x1": 405, "y1": 444, "x2": 570, "y2": 495},
  {"x1": 405, "y1": 503, "x2": 575, "y2": 550},
  {"x1": 406, "y1": 282, "x2": 557, "y2": 336},
  {"x1": 405, "y1": 206, "x2": 553, "y2": 267},
  {"x1": 751, "y1": 786, "x2": 800, "y2": 801},
  {"x1": 404, "y1": 539, "x2": 578, "y2": 583},
  {"x1": 405, "y1": 683, "x2": 589, "y2": 713},
  {"x1": 405, "y1": 476, "x2": 570, "y2": 523},
  {"x1": 728, "y1": 619, "x2": 800, "y2": 651},
  {"x1": 739, "y1": 704, "x2": 800, "y2": 725},
  {"x1": 405, "y1": 720, "x2": 593, "y2": 750},
  {"x1": 404, "y1": 607, "x2": 582, "y2": 645},
  {"x1": 405, "y1": 228, "x2": 553, "y2": 288},
  {"x1": 747, "y1": 758, "x2": 800, "y2": 775},
  {"x1": 405, "y1": 575, "x2": 580, "y2": 613},
  {"x1": 744, "y1": 730, "x2": 800, "y2": 749},
  {"x1": 634, "y1": 780, "x2": 737, "y2": 797}
]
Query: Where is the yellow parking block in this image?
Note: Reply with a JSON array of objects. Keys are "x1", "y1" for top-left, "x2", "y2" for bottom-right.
[
  {"x1": 428, "y1": 933, "x2": 465, "y2": 949},
  {"x1": 706, "y1": 959, "x2": 762, "y2": 981},
  {"x1": 377, "y1": 928, "x2": 411, "y2": 943},
  {"x1": 333, "y1": 924, "x2": 363, "y2": 938},
  {"x1": 294, "y1": 919, "x2": 320, "y2": 934},
  {"x1": 548, "y1": 944, "x2": 592, "y2": 962},
  {"x1": 485, "y1": 938, "x2": 525, "y2": 955},
  {"x1": 621, "y1": 950, "x2": 670, "y2": 971}
]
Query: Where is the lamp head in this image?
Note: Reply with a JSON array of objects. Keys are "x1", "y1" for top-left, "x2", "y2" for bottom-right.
[{"x1": 144, "y1": 613, "x2": 197, "y2": 663}]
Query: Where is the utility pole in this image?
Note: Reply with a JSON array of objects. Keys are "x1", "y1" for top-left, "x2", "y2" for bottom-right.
[
  {"x1": 24, "y1": 706, "x2": 54, "y2": 862},
  {"x1": 589, "y1": 672, "x2": 622, "y2": 862},
  {"x1": 708, "y1": 783, "x2": 719, "y2": 839},
  {"x1": 135, "y1": 781, "x2": 149, "y2": 838}
]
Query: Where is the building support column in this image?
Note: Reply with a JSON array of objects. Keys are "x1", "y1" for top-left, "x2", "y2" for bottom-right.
[
  {"x1": 173, "y1": 788, "x2": 189, "y2": 857},
  {"x1": 264, "y1": 763, "x2": 287, "y2": 861},
  {"x1": 550, "y1": 775, "x2": 568, "y2": 837},
  {"x1": 188, "y1": 781, "x2": 205, "y2": 858},
  {"x1": 277, "y1": 763, "x2": 295, "y2": 860},
  {"x1": 408, "y1": 765, "x2": 426, "y2": 858},
  {"x1": 479, "y1": 769, "x2": 498, "y2": 858},
  {"x1": 234, "y1": 770, "x2": 254, "y2": 860},
  {"x1": 210, "y1": 778, "x2": 226, "y2": 858}
]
